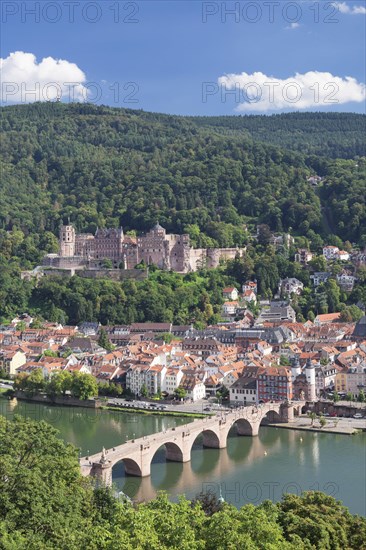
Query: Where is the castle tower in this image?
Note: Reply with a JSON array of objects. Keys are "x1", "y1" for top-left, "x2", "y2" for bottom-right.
[
  {"x1": 305, "y1": 357, "x2": 316, "y2": 401},
  {"x1": 59, "y1": 225, "x2": 75, "y2": 257},
  {"x1": 291, "y1": 356, "x2": 302, "y2": 382}
]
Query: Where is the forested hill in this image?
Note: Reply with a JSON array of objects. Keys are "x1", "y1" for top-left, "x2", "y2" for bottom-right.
[
  {"x1": 1, "y1": 103, "x2": 365, "y2": 265},
  {"x1": 188, "y1": 112, "x2": 366, "y2": 159}
]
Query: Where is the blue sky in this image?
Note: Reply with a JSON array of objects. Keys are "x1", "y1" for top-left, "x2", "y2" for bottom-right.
[{"x1": 1, "y1": 1, "x2": 365, "y2": 114}]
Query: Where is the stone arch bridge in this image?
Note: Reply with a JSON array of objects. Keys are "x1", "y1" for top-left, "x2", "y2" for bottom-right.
[{"x1": 80, "y1": 402, "x2": 300, "y2": 486}]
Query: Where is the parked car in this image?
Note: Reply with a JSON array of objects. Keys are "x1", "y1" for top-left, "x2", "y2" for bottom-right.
[
  {"x1": 353, "y1": 413, "x2": 363, "y2": 419},
  {"x1": 203, "y1": 407, "x2": 211, "y2": 411}
]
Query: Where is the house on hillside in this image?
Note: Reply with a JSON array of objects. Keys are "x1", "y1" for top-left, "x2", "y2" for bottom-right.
[
  {"x1": 223, "y1": 287, "x2": 239, "y2": 301},
  {"x1": 242, "y1": 281, "x2": 258, "y2": 294},
  {"x1": 280, "y1": 278, "x2": 304, "y2": 296},
  {"x1": 310, "y1": 272, "x2": 331, "y2": 286},
  {"x1": 295, "y1": 248, "x2": 313, "y2": 265}
]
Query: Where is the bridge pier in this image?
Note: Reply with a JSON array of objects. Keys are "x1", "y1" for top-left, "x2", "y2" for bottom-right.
[
  {"x1": 90, "y1": 461, "x2": 113, "y2": 487},
  {"x1": 166, "y1": 444, "x2": 191, "y2": 463},
  {"x1": 279, "y1": 402, "x2": 294, "y2": 423},
  {"x1": 236, "y1": 418, "x2": 258, "y2": 436},
  {"x1": 202, "y1": 429, "x2": 226, "y2": 449}
]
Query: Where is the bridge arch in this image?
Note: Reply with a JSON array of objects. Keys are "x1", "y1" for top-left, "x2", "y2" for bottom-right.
[
  {"x1": 190, "y1": 428, "x2": 222, "y2": 449},
  {"x1": 150, "y1": 441, "x2": 185, "y2": 463},
  {"x1": 112, "y1": 457, "x2": 142, "y2": 477},
  {"x1": 260, "y1": 409, "x2": 282, "y2": 425},
  {"x1": 228, "y1": 417, "x2": 254, "y2": 437}
]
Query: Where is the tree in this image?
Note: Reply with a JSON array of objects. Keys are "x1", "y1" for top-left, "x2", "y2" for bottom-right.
[
  {"x1": 30, "y1": 318, "x2": 44, "y2": 329},
  {"x1": 102, "y1": 258, "x2": 113, "y2": 269},
  {"x1": 308, "y1": 411, "x2": 317, "y2": 427},
  {"x1": 278, "y1": 491, "x2": 365, "y2": 550},
  {"x1": 280, "y1": 355, "x2": 291, "y2": 366},
  {"x1": 309, "y1": 255, "x2": 327, "y2": 272},
  {"x1": 332, "y1": 391, "x2": 340, "y2": 402},
  {"x1": 0, "y1": 415, "x2": 96, "y2": 548},
  {"x1": 325, "y1": 279, "x2": 341, "y2": 313},
  {"x1": 340, "y1": 305, "x2": 364, "y2": 322},
  {"x1": 26, "y1": 369, "x2": 45, "y2": 396},
  {"x1": 0, "y1": 367, "x2": 9, "y2": 380},
  {"x1": 140, "y1": 383, "x2": 148, "y2": 397},
  {"x1": 174, "y1": 386, "x2": 187, "y2": 400},
  {"x1": 307, "y1": 310, "x2": 315, "y2": 322},
  {"x1": 70, "y1": 372, "x2": 98, "y2": 400},
  {"x1": 160, "y1": 332, "x2": 174, "y2": 344},
  {"x1": 13, "y1": 372, "x2": 29, "y2": 392},
  {"x1": 46, "y1": 371, "x2": 73, "y2": 398},
  {"x1": 346, "y1": 392, "x2": 354, "y2": 402},
  {"x1": 319, "y1": 415, "x2": 327, "y2": 429},
  {"x1": 43, "y1": 349, "x2": 58, "y2": 358},
  {"x1": 191, "y1": 490, "x2": 224, "y2": 516},
  {"x1": 216, "y1": 386, "x2": 229, "y2": 401},
  {"x1": 97, "y1": 328, "x2": 113, "y2": 351},
  {"x1": 357, "y1": 390, "x2": 365, "y2": 403},
  {"x1": 257, "y1": 224, "x2": 272, "y2": 246}
]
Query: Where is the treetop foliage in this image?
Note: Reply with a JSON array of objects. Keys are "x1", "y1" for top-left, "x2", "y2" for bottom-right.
[{"x1": 0, "y1": 415, "x2": 365, "y2": 549}]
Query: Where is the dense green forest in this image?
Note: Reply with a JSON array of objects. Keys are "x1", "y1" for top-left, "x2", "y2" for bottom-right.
[
  {"x1": 189, "y1": 112, "x2": 366, "y2": 159},
  {"x1": 1, "y1": 103, "x2": 365, "y2": 266},
  {"x1": 1, "y1": 415, "x2": 365, "y2": 549}
]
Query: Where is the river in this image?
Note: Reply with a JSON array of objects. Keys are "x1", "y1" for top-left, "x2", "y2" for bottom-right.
[{"x1": 1, "y1": 397, "x2": 365, "y2": 515}]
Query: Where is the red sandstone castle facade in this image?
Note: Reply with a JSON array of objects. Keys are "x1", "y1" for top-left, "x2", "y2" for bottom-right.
[{"x1": 57, "y1": 223, "x2": 245, "y2": 272}]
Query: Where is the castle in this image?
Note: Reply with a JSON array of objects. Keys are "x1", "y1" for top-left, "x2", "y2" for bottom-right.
[{"x1": 47, "y1": 223, "x2": 245, "y2": 273}]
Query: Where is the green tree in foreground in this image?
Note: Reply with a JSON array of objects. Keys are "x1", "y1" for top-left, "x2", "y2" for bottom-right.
[
  {"x1": 1, "y1": 415, "x2": 365, "y2": 549},
  {"x1": 0, "y1": 415, "x2": 96, "y2": 549}
]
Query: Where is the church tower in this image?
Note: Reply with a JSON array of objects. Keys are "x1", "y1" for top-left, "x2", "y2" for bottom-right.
[{"x1": 59, "y1": 224, "x2": 76, "y2": 257}]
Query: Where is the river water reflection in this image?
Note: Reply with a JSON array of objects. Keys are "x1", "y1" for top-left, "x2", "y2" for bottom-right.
[{"x1": 1, "y1": 398, "x2": 365, "y2": 515}]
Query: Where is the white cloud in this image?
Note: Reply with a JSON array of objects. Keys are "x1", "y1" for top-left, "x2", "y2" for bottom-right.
[
  {"x1": 333, "y1": 2, "x2": 366, "y2": 15},
  {"x1": 285, "y1": 22, "x2": 300, "y2": 30},
  {"x1": 217, "y1": 70, "x2": 366, "y2": 112},
  {"x1": 352, "y1": 4, "x2": 366, "y2": 14},
  {"x1": 0, "y1": 51, "x2": 88, "y2": 103}
]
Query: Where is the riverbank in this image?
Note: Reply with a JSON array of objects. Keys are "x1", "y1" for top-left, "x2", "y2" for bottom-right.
[
  {"x1": 268, "y1": 416, "x2": 366, "y2": 435},
  {"x1": 101, "y1": 405, "x2": 208, "y2": 419}
]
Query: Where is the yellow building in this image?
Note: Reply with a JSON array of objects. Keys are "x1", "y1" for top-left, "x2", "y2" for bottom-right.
[{"x1": 335, "y1": 369, "x2": 347, "y2": 394}]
